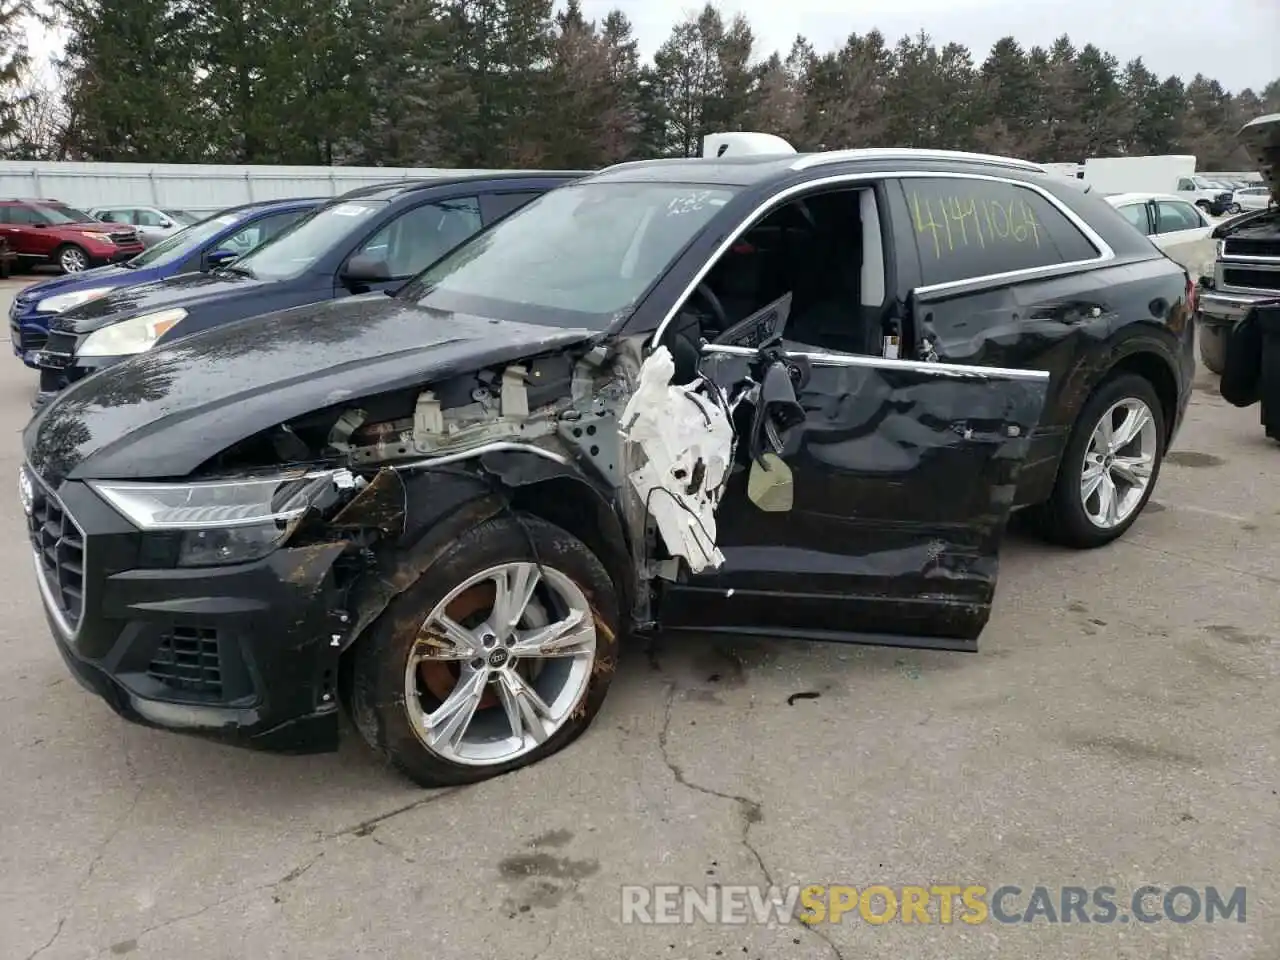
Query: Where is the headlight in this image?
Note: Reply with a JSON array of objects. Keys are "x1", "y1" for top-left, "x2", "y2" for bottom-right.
[
  {"x1": 79, "y1": 231, "x2": 108, "y2": 242},
  {"x1": 36, "y1": 287, "x2": 114, "y2": 314},
  {"x1": 77, "y1": 308, "x2": 187, "y2": 357},
  {"x1": 1214, "y1": 239, "x2": 1224, "y2": 259},
  {"x1": 90, "y1": 469, "x2": 354, "y2": 567}
]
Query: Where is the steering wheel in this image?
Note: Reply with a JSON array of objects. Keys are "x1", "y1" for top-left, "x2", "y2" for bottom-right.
[{"x1": 693, "y1": 282, "x2": 728, "y2": 333}]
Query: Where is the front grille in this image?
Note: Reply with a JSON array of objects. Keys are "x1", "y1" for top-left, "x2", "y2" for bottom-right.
[
  {"x1": 108, "y1": 231, "x2": 138, "y2": 246},
  {"x1": 148, "y1": 626, "x2": 223, "y2": 697},
  {"x1": 1223, "y1": 268, "x2": 1280, "y2": 291},
  {"x1": 28, "y1": 477, "x2": 86, "y2": 631},
  {"x1": 1224, "y1": 238, "x2": 1280, "y2": 259}
]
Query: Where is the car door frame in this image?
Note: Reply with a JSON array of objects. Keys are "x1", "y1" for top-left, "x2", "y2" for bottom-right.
[
  {"x1": 655, "y1": 342, "x2": 1050, "y2": 650},
  {"x1": 633, "y1": 169, "x2": 1050, "y2": 650},
  {"x1": 331, "y1": 189, "x2": 488, "y2": 298}
]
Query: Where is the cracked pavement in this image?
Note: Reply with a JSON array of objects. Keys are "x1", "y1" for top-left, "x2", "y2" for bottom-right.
[{"x1": 1, "y1": 278, "x2": 1277, "y2": 959}]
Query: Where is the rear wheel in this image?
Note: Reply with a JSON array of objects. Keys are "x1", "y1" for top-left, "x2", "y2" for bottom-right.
[
  {"x1": 55, "y1": 244, "x2": 89, "y2": 273},
  {"x1": 348, "y1": 514, "x2": 620, "y2": 788},
  {"x1": 1028, "y1": 373, "x2": 1166, "y2": 549}
]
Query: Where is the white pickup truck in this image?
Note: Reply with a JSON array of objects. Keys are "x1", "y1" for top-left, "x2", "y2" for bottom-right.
[{"x1": 1198, "y1": 113, "x2": 1279, "y2": 374}]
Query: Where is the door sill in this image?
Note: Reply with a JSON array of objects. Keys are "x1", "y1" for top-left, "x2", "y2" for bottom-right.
[{"x1": 662, "y1": 624, "x2": 978, "y2": 653}]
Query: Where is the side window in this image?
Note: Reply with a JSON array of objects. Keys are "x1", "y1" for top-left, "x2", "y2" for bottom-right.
[
  {"x1": 1116, "y1": 203, "x2": 1153, "y2": 235},
  {"x1": 1176, "y1": 178, "x2": 1195, "y2": 192},
  {"x1": 0, "y1": 206, "x2": 10, "y2": 224},
  {"x1": 1155, "y1": 201, "x2": 1203, "y2": 233},
  {"x1": 135, "y1": 209, "x2": 167, "y2": 226},
  {"x1": 903, "y1": 177, "x2": 1099, "y2": 287},
  {"x1": 8, "y1": 205, "x2": 43, "y2": 225},
  {"x1": 356, "y1": 197, "x2": 483, "y2": 278},
  {"x1": 220, "y1": 212, "x2": 303, "y2": 254},
  {"x1": 481, "y1": 191, "x2": 541, "y2": 225}
]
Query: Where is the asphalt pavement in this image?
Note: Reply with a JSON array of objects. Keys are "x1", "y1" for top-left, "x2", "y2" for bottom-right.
[{"x1": 0, "y1": 275, "x2": 1276, "y2": 960}]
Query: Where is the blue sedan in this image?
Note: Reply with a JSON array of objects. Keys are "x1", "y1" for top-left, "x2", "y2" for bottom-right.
[{"x1": 9, "y1": 196, "x2": 322, "y2": 366}]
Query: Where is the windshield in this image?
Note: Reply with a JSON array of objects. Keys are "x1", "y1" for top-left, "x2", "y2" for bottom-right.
[
  {"x1": 232, "y1": 199, "x2": 387, "y2": 281},
  {"x1": 125, "y1": 212, "x2": 243, "y2": 269},
  {"x1": 403, "y1": 182, "x2": 739, "y2": 330},
  {"x1": 165, "y1": 209, "x2": 200, "y2": 225},
  {"x1": 35, "y1": 203, "x2": 93, "y2": 224}
]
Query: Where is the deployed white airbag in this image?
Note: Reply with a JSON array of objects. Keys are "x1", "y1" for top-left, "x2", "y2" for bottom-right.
[{"x1": 620, "y1": 347, "x2": 733, "y2": 573}]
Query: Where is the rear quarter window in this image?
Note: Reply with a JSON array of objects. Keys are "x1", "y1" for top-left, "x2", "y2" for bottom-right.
[{"x1": 902, "y1": 177, "x2": 1100, "y2": 286}]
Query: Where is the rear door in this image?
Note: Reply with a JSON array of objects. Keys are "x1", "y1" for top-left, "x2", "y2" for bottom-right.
[
  {"x1": 658, "y1": 344, "x2": 1048, "y2": 649},
  {"x1": 1152, "y1": 199, "x2": 1214, "y2": 278},
  {"x1": 1, "y1": 204, "x2": 51, "y2": 257}
]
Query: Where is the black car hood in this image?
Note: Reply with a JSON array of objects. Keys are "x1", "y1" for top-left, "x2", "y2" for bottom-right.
[
  {"x1": 52, "y1": 270, "x2": 267, "y2": 333},
  {"x1": 24, "y1": 295, "x2": 599, "y2": 484}
]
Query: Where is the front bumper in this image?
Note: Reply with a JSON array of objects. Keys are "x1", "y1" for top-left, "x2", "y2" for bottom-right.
[
  {"x1": 33, "y1": 351, "x2": 127, "y2": 409},
  {"x1": 1199, "y1": 290, "x2": 1275, "y2": 327},
  {"x1": 88, "y1": 244, "x2": 144, "y2": 265},
  {"x1": 9, "y1": 303, "x2": 56, "y2": 368},
  {"x1": 30, "y1": 475, "x2": 351, "y2": 754}
]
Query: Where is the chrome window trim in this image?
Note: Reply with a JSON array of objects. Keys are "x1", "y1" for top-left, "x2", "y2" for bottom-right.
[
  {"x1": 651, "y1": 170, "x2": 1115, "y2": 346},
  {"x1": 701, "y1": 342, "x2": 1049, "y2": 382}
]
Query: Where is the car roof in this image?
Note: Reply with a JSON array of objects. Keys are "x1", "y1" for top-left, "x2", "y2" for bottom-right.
[
  {"x1": 588, "y1": 148, "x2": 1051, "y2": 187},
  {"x1": 1104, "y1": 192, "x2": 1191, "y2": 206},
  {"x1": 334, "y1": 171, "x2": 590, "y2": 201}
]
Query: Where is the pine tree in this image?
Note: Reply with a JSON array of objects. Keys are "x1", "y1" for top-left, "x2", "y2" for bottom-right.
[{"x1": 0, "y1": 0, "x2": 32, "y2": 148}]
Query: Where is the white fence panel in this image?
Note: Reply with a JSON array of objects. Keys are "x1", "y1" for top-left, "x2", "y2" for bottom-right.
[{"x1": 0, "y1": 162, "x2": 510, "y2": 214}]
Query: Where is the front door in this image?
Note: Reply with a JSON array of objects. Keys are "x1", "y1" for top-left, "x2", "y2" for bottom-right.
[{"x1": 657, "y1": 344, "x2": 1049, "y2": 651}]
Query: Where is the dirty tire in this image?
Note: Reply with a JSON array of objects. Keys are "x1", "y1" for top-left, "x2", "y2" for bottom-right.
[
  {"x1": 55, "y1": 244, "x2": 89, "y2": 273},
  {"x1": 347, "y1": 513, "x2": 620, "y2": 789},
  {"x1": 1198, "y1": 323, "x2": 1227, "y2": 376},
  {"x1": 1027, "y1": 373, "x2": 1166, "y2": 549},
  {"x1": 1195, "y1": 200, "x2": 1212, "y2": 214}
]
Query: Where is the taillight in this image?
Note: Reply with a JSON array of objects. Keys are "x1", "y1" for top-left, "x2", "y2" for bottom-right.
[{"x1": 1186, "y1": 274, "x2": 1198, "y2": 315}]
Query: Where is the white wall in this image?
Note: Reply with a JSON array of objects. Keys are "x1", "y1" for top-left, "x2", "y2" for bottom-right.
[{"x1": 0, "y1": 161, "x2": 519, "y2": 213}]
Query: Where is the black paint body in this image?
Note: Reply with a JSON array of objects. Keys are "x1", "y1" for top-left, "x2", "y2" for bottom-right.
[{"x1": 22, "y1": 152, "x2": 1194, "y2": 753}]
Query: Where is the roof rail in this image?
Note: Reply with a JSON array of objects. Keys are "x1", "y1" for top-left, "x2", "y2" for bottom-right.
[{"x1": 790, "y1": 148, "x2": 1046, "y2": 174}]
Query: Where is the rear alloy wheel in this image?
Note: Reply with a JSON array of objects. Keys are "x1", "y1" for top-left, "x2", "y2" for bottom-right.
[
  {"x1": 56, "y1": 245, "x2": 89, "y2": 273},
  {"x1": 1028, "y1": 373, "x2": 1166, "y2": 548},
  {"x1": 348, "y1": 514, "x2": 620, "y2": 788}
]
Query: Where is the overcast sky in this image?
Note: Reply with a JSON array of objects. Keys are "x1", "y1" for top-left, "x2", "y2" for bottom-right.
[
  {"x1": 586, "y1": 0, "x2": 1280, "y2": 94},
  {"x1": 20, "y1": 1, "x2": 1279, "y2": 94}
]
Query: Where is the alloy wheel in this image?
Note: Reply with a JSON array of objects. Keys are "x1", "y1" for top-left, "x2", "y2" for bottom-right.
[
  {"x1": 59, "y1": 248, "x2": 88, "y2": 273},
  {"x1": 404, "y1": 561, "x2": 597, "y2": 766},
  {"x1": 1079, "y1": 397, "x2": 1158, "y2": 529}
]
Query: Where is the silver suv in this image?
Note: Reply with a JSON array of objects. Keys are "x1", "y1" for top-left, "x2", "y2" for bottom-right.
[{"x1": 1199, "y1": 113, "x2": 1279, "y2": 374}]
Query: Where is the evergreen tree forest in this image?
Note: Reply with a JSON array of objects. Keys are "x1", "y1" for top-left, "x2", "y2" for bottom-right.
[{"x1": 2, "y1": 0, "x2": 1277, "y2": 170}]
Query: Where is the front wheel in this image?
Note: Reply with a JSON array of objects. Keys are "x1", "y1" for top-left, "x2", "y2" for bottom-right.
[
  {"x1": 348, "y1": 514, "x2": 620, "y2": 788},
  {"x1": 56, "y1": 244, "x2": 89, "y2": 273},
  {"x1": 1027, "y1": 373, "x2": 1166, "y2": 549},
  {"x1": 1229, "y1": 203, "x2": 1242, "y2": 214}
]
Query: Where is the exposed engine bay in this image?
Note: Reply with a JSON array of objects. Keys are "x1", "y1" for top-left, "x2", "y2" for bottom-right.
[{"x1": 197, "y1": 331, "x2": 805, "y2": 636}]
